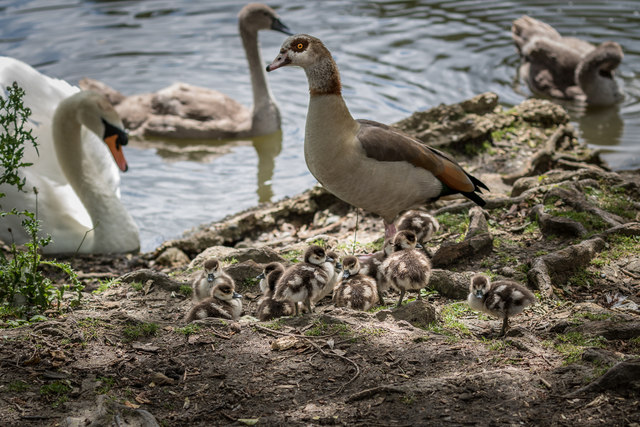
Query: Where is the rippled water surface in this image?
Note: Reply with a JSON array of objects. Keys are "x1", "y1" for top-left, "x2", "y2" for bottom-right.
[{"x1": 2, "y1": 0, "x2": 639, "y2": 251}]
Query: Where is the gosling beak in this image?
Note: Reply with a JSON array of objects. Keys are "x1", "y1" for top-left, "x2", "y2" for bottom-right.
[
  {"x1": 256, "y1": 272, "x2": 265, "y2": 280},
  {"x1": 232, "y1": 292, "x2": 243, "y2": 299},
  {"x1": 102, "y1": 119, "x2": 128, "y2": 172},
  {"x1": 335, "y1": 262, "x2": 343, "y2": 270},
  {"x1": 342, "y1": 271, "x2": 351, "y2": 280},
  {"x1": 271, "y1": 17, "x2": 292, "y2": 35},
  {"x1": 207, "y1": 273, "x2": 215, "y2": 283},
  {"x1": 266, "y1": 51, "x2": 291, "y2": 72},
  {"x1": 416, "y1": 243, "x2": 424, "y2": 249},
  {"x1": 475, "y1": 290, "x2": 484, "y2": 298}
]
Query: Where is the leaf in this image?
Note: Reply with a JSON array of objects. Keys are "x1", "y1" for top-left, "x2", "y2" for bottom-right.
[
  {"x1": 123, "y1": 401, "x2": 140, "y2": 409},
  {"x1": 237, "y1": 418, "x2": 259, "y2": 426}
]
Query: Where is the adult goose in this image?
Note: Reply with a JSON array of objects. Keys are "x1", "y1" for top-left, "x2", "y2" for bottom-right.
[
  {"x1": 80, "y1": 3, "x2": 292, "y2": 139},
  {"x1": 0, "y1": 57, "x2": 139, "y2": 254},
  {"x1": 512, "y1": 15, "x2": 624, "y2": 107},
  {"x1": 266, "y1": 34, "x2": 488, "y2": 238}
]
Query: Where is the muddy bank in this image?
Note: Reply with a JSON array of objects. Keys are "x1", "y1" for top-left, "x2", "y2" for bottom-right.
[{"x1": 1, "y1": 93, "x2": 639, "y2": 426}]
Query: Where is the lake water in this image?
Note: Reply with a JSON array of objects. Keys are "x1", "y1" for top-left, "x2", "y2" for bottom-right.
[{"x1": 1, "y1": 0, "x2": 639, "y2": 252}]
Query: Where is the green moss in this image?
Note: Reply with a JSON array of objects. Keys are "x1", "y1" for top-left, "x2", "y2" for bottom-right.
[
  {"x1": 122, "y1": 322, "x2": 158, "y2": 342},
  {"x1": 553, "y1": 332, "x2": 606, "y2": 365},
  {"x1": 6, "y1": 380, "x2": 29, "y2": 393},
  {"x1": 130, "y1": 281, "x2": 144, "y2": 292},
  {"x1": 40, "y1": 380, "x2": 71, "y2": 408},
  {"x1": 96, "y1": 376, "x2": 116, "y2": 395},
  {"x1": 179, "y1": 285, "x2": 193, "y2": 297},
  {"x1": 77, "y1": 317, "x2": 107, "y2": 341},
  {"x1": 175, "y1": 324, "x2": 201, "y2": 336},
  {"x1": 281, "y1": 250, "x2": 303, "y2": 263},
  {"x1": 567, "y1": 269, "x2": 597, "y2": 288},
  {"x1": 304, "y1": 319, "x2": 351, "y2": 337},
  {"x1": 436, "y1": 212, "x2": 469, "y2": 236}
]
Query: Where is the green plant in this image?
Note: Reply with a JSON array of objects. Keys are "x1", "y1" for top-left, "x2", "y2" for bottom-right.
[
  {"x1": 436, "y1": 212, "x2": 469, "y2": 237},
  {"x1": 130, "y1": 281, "x2": 144, "y2": 292},
  {"x1": 96, "y1": 376, "x2": 116, "y2": 394},
  {"x1": 93, "y1": 278, "x2": 119, "y2": 294},
  {"x1": 7, "y1": 380, "x2": 29, "y2": 392},
  {"x1": 122, "y1": 322, "x2": 158, "y2": 342},
  {"x1": 40, "y1": 380, "x2": 71, "y2": 408},
  {"x1": 176, "y1": 324, "x2": 201, "y2": 336},
  {"x1": 304, "y1": 319, "x2": 351, "y2": 337},
  {"x1": 281, "y1": 249, "x2": 302, "y2": 263},
  {"x1": 0, "y1": 83, "x2": 82, "y2": 317},
  {"x1": 178, "y1": 285, "x2": 193, "y2": 297}
]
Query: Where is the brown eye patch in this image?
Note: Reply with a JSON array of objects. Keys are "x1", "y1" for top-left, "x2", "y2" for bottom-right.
[{"x1": 290, "y1": 38, "x2": 309, "y2": 52}]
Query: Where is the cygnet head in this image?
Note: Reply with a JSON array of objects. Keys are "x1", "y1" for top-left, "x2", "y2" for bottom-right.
[
  {"x1": 304, "y1": 245, "x2": 330, "y2": 265},
  {"x1": 212, "y1": 283, "x2": 242, "y2": 301},
  {"x1": 238, "y1": 3, "x2": 292, "y2": 35},
  {"x1": 342, "y1": 255, "x2": 360, "y2": 279},
  {"x1": 392, "y1": 230, "x2": 419, "y2": 251},
  {"x1": 470, "y1": 273, "x2": 491, "y2": 299},
  {"x1": 203, "y1": 258, "x2": 221, "y2": 283}
]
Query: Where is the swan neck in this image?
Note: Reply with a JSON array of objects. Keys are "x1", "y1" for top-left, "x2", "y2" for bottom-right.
[{"x1": 240, "y1": 25, "x2": 274, "y2": 113}]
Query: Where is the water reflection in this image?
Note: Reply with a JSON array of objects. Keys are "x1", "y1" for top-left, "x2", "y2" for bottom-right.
[
  {"x1": 130, "y1": 129, "x2": 283, "y2": 203},
  {"x1": 577, "y1": 106, "x2": 624, "y2": 149}
]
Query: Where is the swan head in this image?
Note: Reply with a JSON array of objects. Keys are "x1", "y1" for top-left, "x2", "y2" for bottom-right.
[
  {"x1": 238, "y1": 3, "x2": 292, "y2": 35},
  {"x1": 77, "y1": 91, "x2": 129, "y2": 172},
  {"x1": 266, "y1": 34, "x2": 331, "y2": 71},
  {"x1": 576, "y1": 41, "x2": 624, "y2": 106}
]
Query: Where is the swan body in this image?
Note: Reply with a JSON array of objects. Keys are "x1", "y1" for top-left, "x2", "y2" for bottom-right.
[
  {"x1": 512, "y1": 16, "x2": 624, "y2": 106},
  {"x1": 0, "y1": 56, "x2": 139, "y2": 254},
  {"x1": 80, "y1": 3, "x2": 292, "y2": 140},
  {"x1": 266, "y1": 34, "x2": 487, "y2": 239}
]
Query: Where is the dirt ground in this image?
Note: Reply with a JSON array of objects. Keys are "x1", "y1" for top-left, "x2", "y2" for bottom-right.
[{"x1": 1, "y1": 94, "x2": 639, "y2": 426}]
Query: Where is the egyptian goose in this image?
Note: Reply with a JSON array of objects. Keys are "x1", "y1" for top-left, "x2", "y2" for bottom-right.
[
  {"x1": 512, "y1": 15, "x2": 623, "y2": 106},
  {"x1": 332, "y1": 256, "x2": 379, "y2": 311},
  {"x1": 467, "y1": 273, "x2": 536, "y2": 336},
  {"x1": 256, "y1": 262, "x2": 295, "y2": 321},
  {"x1": 379, "y1": 230, "x2": 432, "y2": 307},
  {"x1": 266, "y1": 34, "x2": 487, "y2": 239},
  {"x1": 80, "y1": 3, "x2": 292, "y2": 139},
  {"x1": 396, "y1": 210, "x2": 440, "y2": 245},
  {"x1": 273, "y1": 245, "x2": 335, "y2": 315},
  {"x1": 186, "y1": 282, "x2": 243, "y2": 322},
  {"x1": 193, "y1": 258, "x2": 235, "y2": 301},
  {"x1": 0, "y1": 57, "x2": 138, "y2": 254}
]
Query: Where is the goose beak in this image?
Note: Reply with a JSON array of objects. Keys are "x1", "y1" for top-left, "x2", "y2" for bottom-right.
[
  {"x1": 256, "y1": 272, "x2": 265, "y2": 280},
  {"x1": 102, "y1": 119, "x2": 129, "y2": 172},
  {"x1": 271, "y1": 17, "x2": 292, "y2": 35},
  {"x1": 342, "y1": 271, "x2": 351, "y2": 280},
  {"x1": 232, "y1": 292, "x2": 243, "y2": 299},
  {"x1": 266, "y1": 51, "x2": 290, "y2": 72},
  {"x1": 416, "y1": 243, "x2": 424, "y2": 249},
  {"x1": 207, "y1": 273, "x2": 215, "y2": 283},
  {"x1": 475, "y1": 290, "x2": 484, "y2": 298},
  {"x1": 335, "y1": 262, "x2": 343, "y2": 270}
]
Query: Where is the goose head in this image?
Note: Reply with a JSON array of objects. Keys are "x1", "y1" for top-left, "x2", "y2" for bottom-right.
[
  {"x1": 76, "y1": 91, "x2": 129, "y2": 172},
  {"x1": 470, "y1": 273, "x2": 491, "y2": 299},
  {"x1": 304, "y1": 244, "x2": 330, "y2": 265},
  {"x1": 392, "y1": 230, "x2": 419, "y2": 251},
  {"x1": 203, "y1": 258, "x2": 221, "y2": 283},
  {"x1": 238, "y1": 3, "x2": 292, "y2": 35},
  {"x1": 212, "y1": 282, "x2": 242, "y2": 301},
  {"x1": 342, "y1": 255, "x2": 360, "y2": 279}
]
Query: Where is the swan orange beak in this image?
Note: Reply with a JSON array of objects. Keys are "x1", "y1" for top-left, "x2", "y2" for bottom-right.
[{"x1": 104, "y1": 134, "x2": 129, "y2": 172}]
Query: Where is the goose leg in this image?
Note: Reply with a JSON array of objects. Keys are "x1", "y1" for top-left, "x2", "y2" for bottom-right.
[
  {"x1": 396, "y1": 290, "x2": 405, "y2": 307},
  {"x1": 305, "y1": 298, "x2": 313, "y2": 314},
  {"x1": 377, "y1": 283, "x2": 385, "y2": 305},
  {"x1": 384, "y1": 220, "x2": 397, "y2": 240},
  {"x1": 499, "y1": 315, "x2": 509, "y2": 337}
]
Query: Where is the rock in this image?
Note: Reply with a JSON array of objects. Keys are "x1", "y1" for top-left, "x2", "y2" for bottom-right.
[
  {"x1": 155, "y1": 247, "x2": 190, "y2": 267},
  {"x1": 432, "y1": 233, "x2": 493, "y2": 268},
  {"x1": 428, "y1": 270, "x2": 474, "y2": 300},
  {"x1": 225, "y1": 260, "x2": 263, "y2": 289},
  {"x1": 465, "y1": 206, "x2": 489, "y2": 239},
  {"x1": 566, "y1": 359, "x2": 640, "y2": 397},
  {"x1": 566, "y1": 321, "x2": 640, "y2": 341},
  {"x1": 226, "y1": 247, "x2": 286, "y2": 264},
  {"x1": 63, "y1": 394, "x2": 160, "y2": 427},
  {"x1": 513, "y1": 98, "x2": 569, "y2": 127},
  {"x1": 529, "y1": 204, "x2": 587, "y2": 238},
  {"x1": 391, "y1": 300, "x2": 440, "y2": 327},
  {"x1": 120, "y1": 269, "x2": 185, "y2": 292},
  {"x1": 189, "y1": 246, "x2": 237, "y2": 269}
]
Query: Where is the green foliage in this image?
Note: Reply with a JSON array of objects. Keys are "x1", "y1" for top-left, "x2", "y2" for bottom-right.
[
  {"x1": 130, "y1": 281, "x2": 144, "y2": 292},
  {"x1": 7, "y1": 380, "x2": 29, "y2": 392},
  {"x1": 93, "y1": 278, "x2": 119, "y2": 294},
  {"x1": 551, "y1": 332, "x2": 606, "y2": 365},
  {"x1": 40, "y1": 380, "x2": 71, "y2": 407},
  {"x1": 281, "y1": 249, "x2": 302, "y2": 263},
  {"x1": 436, "y1": 212, "x2": 469, "y2": 237},
  {"x1": 176, "y1": 324, "x2": 201, "y2": 336},
  {"x1": 178, "y1": 285, "x2": 193, "y2": 297},
  {"x1": 96, "y1": 376, "x2": 116, "y2": 394},
  {"x1": 122, "y1": 322, "x2": 158, "y2": 342},
  {"x1": 304, "y1": 319, "x2": 351, "y2": 337},
  {"x1": 0, "y1": 82, "x2": 82, "y2": 318}
]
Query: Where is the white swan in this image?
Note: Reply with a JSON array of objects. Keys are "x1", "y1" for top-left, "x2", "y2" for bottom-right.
[
  {"x1": 79, "y1": 3, "x2": 292, "y2": 140},
  {"x1": 0, "y1": 56, "x2": 140, "y2": 254}
]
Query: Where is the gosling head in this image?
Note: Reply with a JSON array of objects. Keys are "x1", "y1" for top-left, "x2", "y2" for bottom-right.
[
  {"x1": 304, "y1": 245, "x2": 329, "y2": 265},
  {"x1": 212, "y1": 282, "x2": 242, "y2": 301},
  {"x1": 203, "y1": 258, "x2": 221, "y2": 283},
  {"x1": 257, "y1": 262, "x2": 285, "y2": 292},
  {"x1": 392, "y1": 230, "x2": 419, "y2": 251},
  {"x1": 342, "y1": 255, "x2": 360, "y2": 280},
  {"x1": 238, "y1": 3, "x2": 292, "y2": 35},
  {"x1": 470, "y1": 273, "x2": 491, "y2": 299}
]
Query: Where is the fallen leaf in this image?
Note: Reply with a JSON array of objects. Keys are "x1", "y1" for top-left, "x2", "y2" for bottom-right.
[
  {"x1": 183, "y1": 397, "x2": 190, "y2": 410},
  {"x1": 135, "y1": 392, "x2": 151, "y2": 404},
  {"x1": 271, "y1": 336, "x2": 299, "y2": 351},
  {"x1": 237, "y1": 419, "x2": 259, "y2": 426},
  {"x1": 124, "y1": 401, "x2": 140, "y2": 409}
]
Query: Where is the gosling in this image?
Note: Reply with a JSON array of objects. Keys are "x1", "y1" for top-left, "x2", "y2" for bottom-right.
[
  {"x1": 332, "y1": 256, "x2": 379, "y2": 311},
  {"x1": 312, "y1": 250, "x2": 342, "y2": 304},
  {"x1": 274, "y1": 245, "x2": 335, "y2": 315},
  {"x1": 193, "y1": 258, "x2": 234, "y2": 301},
  {"x1": 358, "y1": 239, "x2": 394, "y2": 305},
  {"x1": 186, "y1": 282, "x2": 243, "y2": 322},
  {"x1": 396, "y1": 210, "x2": 439, "y2": 245},
  {"x1": 467, "y1": 273, "x2": 536, "y2": 337},
  {"x1": 256, "y1": 262, "x2": 295, "y2": 321},
  {"x1": 379, "y1": 230, "x2": 432, "y2": 307}
]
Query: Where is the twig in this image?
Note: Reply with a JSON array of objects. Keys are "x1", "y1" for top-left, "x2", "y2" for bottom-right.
[
  {"x1": 253, "y1": 323, "x2": 335, "y2": 339},
  {"x1": 345, "y1": 385, "x2": 406, "y2": 403},
  {"x1": 303, "y1": 338, "x2": 360, "y2": 396}
]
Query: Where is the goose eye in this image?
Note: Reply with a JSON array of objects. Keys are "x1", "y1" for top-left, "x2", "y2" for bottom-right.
[{"x1": 297, "y1": 43, "x2": 303, "y2": 50}]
